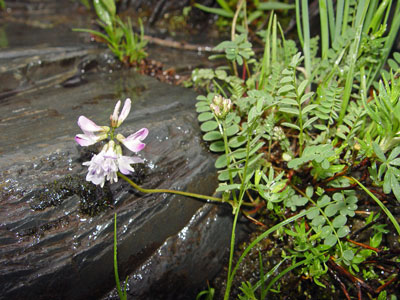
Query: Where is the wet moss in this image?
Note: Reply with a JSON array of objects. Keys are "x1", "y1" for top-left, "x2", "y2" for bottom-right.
[
  {"x1": 17, "y1": 215, "x2": 70, "y2": 238},
  {"x1": 29, "y1": 175, "x2": 112, "y2": 217}
]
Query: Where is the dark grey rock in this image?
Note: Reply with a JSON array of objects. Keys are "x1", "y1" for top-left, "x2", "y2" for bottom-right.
[
  {"x1": 0, "y1": 46, "x2": 236, "y2": 299},
  {"x1": 0, "y1": 2, "x2": 243, "y2": 299}
]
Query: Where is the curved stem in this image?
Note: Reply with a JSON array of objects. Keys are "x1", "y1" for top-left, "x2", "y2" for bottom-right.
[{"x1": 118, "y1": 172, "x2": 228, "y2": 204}]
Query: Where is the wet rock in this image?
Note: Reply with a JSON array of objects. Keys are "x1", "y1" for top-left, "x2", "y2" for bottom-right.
[
  {"x1": 103, "y1": 204, "x2": 235, "y2": 300},
  {"x1": 0, "y1": 47, "x2": 234, "y2": 300},
  {"x1": 0, "y1": 2, "x2": 244, "y2": 299}
]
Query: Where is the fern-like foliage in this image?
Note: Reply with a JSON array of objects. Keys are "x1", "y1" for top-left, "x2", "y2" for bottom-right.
[
  {"x1": 363, "y1": 71, "x2": 400, "y2": 153},
  {"x1": 277, "y1": 52, "x2": 317, "y2": 149},
  {"x1": 312, "y1": 82, "x2": 343, "y2": 133},
  {"x1": 335, "y1": 100, "x2": 366, "y2": 148}
]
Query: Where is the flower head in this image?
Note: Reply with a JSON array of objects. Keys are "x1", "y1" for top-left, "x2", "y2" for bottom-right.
[
  {"x1": 76, "y1": 98, "x2": 148, "y2": 186},
  {"x1": 82, "y1": 141, "x2": 144, "y2": 187},
  {"x1": 210, "y1": 95, "x2": 232, "y2": 119}
]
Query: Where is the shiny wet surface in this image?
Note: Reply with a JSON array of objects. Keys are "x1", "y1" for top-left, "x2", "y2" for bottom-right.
[{"x1": 0, "y1": 1, "x2": 236, "y2": 299}]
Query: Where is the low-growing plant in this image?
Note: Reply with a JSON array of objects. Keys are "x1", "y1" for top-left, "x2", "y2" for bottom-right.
[
  {"x1": 71, "y1": 0, "x2": 400, "y2": 298},
  {"x1": 191, "y1": 0, "x2": 400, "y2": 298},
  {"x1": 74, "y1": 0, "x2": 147, "y2": 65},
  {"x1": 194, "y1": 0, "x2": 295, "y2": 31}
]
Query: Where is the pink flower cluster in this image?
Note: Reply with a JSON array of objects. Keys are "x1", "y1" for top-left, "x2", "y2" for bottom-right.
[{"x1": 75, "y1": 99, "x2": 148, "y2": 187}]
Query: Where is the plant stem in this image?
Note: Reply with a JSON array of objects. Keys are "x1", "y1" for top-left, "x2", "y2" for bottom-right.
[
  {"x1": 220, "y1": 120, "x2": 238, "y2": 206},
  {"x1": 114, "y1": 213, "x2": 126, "y2": 300},
  {"x1": 224, "y1": 124, "x2": 253, "y2": 300},
  {"x1": 212, "y1": 79, "x2": 228, "y2": 98},
  {"x1": 301, "y1": 0, "x2": 311, "y2": 79},
  {"x1": 338, "y1": 0, "x2": 369, "y2": 124},
  {"x1": 230, "y1": 0, "x2": 245, "y2": 78},
  {"x1": 117, "y1": 172, "x2": 228, "y2": 204}
]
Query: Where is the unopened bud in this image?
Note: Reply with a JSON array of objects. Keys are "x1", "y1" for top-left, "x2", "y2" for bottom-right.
[{"x1": 210, "y1": 95, "x2": 232, "y2": 119}]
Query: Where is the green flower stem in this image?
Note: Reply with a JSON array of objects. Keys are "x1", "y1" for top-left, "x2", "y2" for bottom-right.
[
  {"x1": 117, "y1": 172, "x2": 228, "y2": 204},
  {"x1": 114, "y1": 213, "x2": 127, "y2": 300},
  {"x1": 219, "y1": 119, "x2": 238, "y2": 206},
  {"x1": 109, "y1": 127, "x2": 116, "y2": 140},
  {"x1": 224, "y1": 126, "x2": 252, "y2": 300}
]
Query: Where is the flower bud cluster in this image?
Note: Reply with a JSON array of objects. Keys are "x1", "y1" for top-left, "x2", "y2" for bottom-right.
[
  {"x1": 75, "y1": 98, "x2": 148, "y2": 186},
  {"x1": 210, "y1": 95, "x2": 232, "y2": 119}
]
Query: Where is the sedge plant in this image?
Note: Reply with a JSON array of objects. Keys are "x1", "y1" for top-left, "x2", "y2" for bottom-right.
[{"x1": 74, "y1": 0, "x2": 147, "y2": 65}]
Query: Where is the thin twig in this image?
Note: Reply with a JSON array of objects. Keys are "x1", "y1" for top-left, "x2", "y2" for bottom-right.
[
  {"x1": 327, "y1": 258, "x2": 375, "y2": 295},
  {"x1": 375, "y1": 276, "x2": 398, "y2": 293},
  {"x1": 143, "y1": 34, "x2": 223, "y2": 53},
  {"x1": 347, "y1": 238, "x2": 380, "y2": 252},
  {"x1": 328, "y1": 267, "x2": 351, "y2": 300}
]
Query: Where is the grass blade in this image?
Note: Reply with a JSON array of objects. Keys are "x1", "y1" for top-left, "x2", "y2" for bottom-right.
[
  {"x1": 351, "y1": 177, "x2": 400, "y2": 235},
  {"x1": 319, "y1": 0, "x2": 329, "y2": 60}
]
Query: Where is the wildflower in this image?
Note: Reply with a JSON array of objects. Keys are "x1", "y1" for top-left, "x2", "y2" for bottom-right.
[
  {"x1": 116, "y1": 128, "x2": 149, "y2": 153},
  {"x1": 76, "y1": 98, "x2": 148, "y2": 186},
  {"x1": 110, "y1": 98, "x2": 131, "y2": 128},
  {"x1": 75, "y1": 116, "x2": 110, "y2": 146},
  {"x1": 82, "y1": 141, "x2": 145, "y2": 187},
  {"x1": 210, "y1": 95, "x2": 232, "y2": 119},
  {"x1": 83, "y1": 142, "x2": 117, "y2": 187},
  {"x1": 115, "y1": 143, "x2": 144, "y2": 175}
]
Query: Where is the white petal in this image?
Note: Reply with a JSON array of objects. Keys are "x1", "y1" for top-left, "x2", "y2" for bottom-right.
[
  {"x1": 75, "y1": 134, "x2": 97, "y2": 146},
  {"x1": 112, "y1": 100, "x2": 121, "y2": 123},
  {"x1": 117, "y1": 155, "x2": 142, "y2": 174},
  {"x1": 117, "y1": 98, "x2": 131, "y2": 127},
  {"x1": 77, "y1": 116, "x2": 103, "y2": 134}
]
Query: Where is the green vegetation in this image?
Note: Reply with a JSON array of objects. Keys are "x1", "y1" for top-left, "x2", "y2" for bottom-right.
[
  {"x1": 74, "y1": 0, "x2": 147, "y2": 65},
  {"x1": 192, "y1": 0, "x2": 400, "y2": 298},
  {"x1": 73, "y1": 0, "x2": 400, "y2": 298}
]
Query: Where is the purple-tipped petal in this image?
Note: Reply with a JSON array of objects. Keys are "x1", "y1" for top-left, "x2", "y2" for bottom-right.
[
  {"x1": 117, "y1": 98, "x2": 131, "y2": 126},
  {"x1": 123, "y1": 141, "x2": 145, "y2": 153},
  {"x1": 77, "y1": 116, "x2": 103, "y2": 134},
  {"x1": 75, "y1": 134, "x2": 97, "y2": 146},
  {"x1": 121, "y1": 128, "x2": 149, "y2": 153},
  {"x1": 83, "y1": 152, "x2": 106, "y2": 187},
  {"x1": 128, "y1": 128, "x2": 149, "y2": 141}
]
